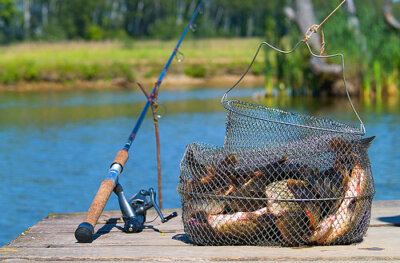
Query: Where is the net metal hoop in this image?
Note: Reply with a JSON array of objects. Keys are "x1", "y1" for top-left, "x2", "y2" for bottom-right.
[
  {"x1": 179, "y1": 190, "x2": 374, "y2": 202},
  {"x1": 221, "y1": 40, "x2": 366, "y2": 136}
]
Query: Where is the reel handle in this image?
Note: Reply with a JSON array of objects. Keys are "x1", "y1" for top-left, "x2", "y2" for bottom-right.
[
  {"x1": 75, "y1": 150, "x2": 129, "y2": 243},
  {"x1": 147, "y1": 188, "x2": 178, "y2": 223},
  {"x1": 163, "y1": 212, "x2": 178, "y2": 223}
]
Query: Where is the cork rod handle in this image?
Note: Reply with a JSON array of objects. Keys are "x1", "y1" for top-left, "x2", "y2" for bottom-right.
[
  {"x1": 83, "y1": 180, "x2": 115, "y2": 226},
  {"x1": 113, "y1": 150, "x2": 129, "y2": 167},
  {"x1": 75, "y1": 150, "x2": 129, "y2": 243}
]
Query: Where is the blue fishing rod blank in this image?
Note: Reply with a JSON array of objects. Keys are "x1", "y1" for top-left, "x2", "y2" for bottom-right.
[{"x1": 75, "y1": 1, "x2": 203, "y2": 243}]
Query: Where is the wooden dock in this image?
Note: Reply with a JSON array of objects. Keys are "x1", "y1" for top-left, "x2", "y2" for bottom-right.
[{"x1": 1, "y1": 200, "x2": 400, "y2": 262}]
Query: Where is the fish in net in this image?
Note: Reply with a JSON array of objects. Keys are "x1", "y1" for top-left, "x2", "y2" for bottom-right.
[{"x1": 177, "y1": 41, "x2": 375, "y2": 246}]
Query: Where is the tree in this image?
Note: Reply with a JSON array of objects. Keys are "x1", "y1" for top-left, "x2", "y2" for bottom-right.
[{"x1": 0, "y1": 0, "x2": 18, "y2": 42}]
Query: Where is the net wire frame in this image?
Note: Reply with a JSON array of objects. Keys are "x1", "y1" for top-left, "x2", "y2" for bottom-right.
[{"x1": 177, "y1": 40, "x2": 375, "y2": 246}]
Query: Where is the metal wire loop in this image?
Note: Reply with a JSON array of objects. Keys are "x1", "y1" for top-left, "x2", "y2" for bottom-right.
[
  {"x1": 175, "y1": 51, "x2": 185, "y2": 62},
  {"x1": 154, "y1": 102, "x2": 167, "y2": 119},
  {"x1": 221, "y1": 40, "x2": 366, "y2": 135}
]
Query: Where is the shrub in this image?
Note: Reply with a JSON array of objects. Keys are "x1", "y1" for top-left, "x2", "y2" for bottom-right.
[
  {"x1": 22, "y1": 61, "x2": 39, "y2": 81},
  {"x1": 252, "y1": 62, "x2": 265, "y2": 76},
  {"x1": 184, "y1": 64, "x2": 206, "y2": 78},
  {"x1": 108, "y1": 62, "x2": 135, "y2": 81},
  {"x1": 84, "y1": 25, "x2": 104, "y2": 41},
  {"x1": 80, "y1": 64, "x2": 102, "y2": 80},
  {"x1": 0, "y1": 64, "x2": 21, "y2": 84}
]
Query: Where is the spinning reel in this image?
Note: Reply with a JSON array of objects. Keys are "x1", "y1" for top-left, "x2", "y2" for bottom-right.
[{"x1": 114, "y1": 184, "x2": 177, "y2": 233}]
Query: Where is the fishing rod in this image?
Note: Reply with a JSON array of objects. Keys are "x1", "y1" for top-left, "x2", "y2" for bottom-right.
[{"x1": 75, "y1": 1, "x2": 203, "y2": 243}]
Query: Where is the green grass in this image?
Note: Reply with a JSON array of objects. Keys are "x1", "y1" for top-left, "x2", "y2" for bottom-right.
[
  {"x1": 184, "y1": 64, "x2": 207, "y2": 78},
  {"x1": 0, "y1": 38, "x2": 264, "y2": 85},
  {"x1": 0, "y1": 38, "x2": 263, "y2": 63}
]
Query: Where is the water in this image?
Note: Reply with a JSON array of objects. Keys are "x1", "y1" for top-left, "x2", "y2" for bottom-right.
[{"x1": 0, "y1": 87, "x2": 398, "y2": 246}]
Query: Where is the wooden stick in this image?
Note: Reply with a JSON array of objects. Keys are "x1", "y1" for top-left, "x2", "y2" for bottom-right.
[
  {"x1": 151, "y1": 82, "x2": 163, "y2": 209},
  {"x1": 137, "y1": 81, "x2": 163, "y2": 208},
  {"x1": 137, "y1": 82, "x2": 150, "y2": 100}
]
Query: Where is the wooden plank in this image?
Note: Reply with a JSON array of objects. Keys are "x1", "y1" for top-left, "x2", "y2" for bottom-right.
[
  {"x1": 5, "y1": 224, "x2": 400, "y2": 250},
  {"x1": 7, "y1": 230, "x2": 185, "y2": 248},
  {"x1": 1, "y1": 201, "x2": 400, "y2": 262},
  {"x1": 30, "y1": 209, "x2": 183, "y2": 232},
  {"x1": 34, "y1": 209, "x2": 178, "y2": 225},
  {"x1": 370, "y1": 200, "x2": 400, "y2": 226},
  {"x1": 1, "y1": 226, "x2": 400, "y2": 262}
]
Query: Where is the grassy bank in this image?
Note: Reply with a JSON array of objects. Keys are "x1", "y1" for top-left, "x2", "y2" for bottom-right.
[{"x1": 0, "y1": 38, "x2": 266, "y2": 90}]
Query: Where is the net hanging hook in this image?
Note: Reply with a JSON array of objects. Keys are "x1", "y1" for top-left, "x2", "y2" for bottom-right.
[
  {"x1": 302, "y1": 0, "x2": 347, "y2": 55},
  {"x1": 304, "y1": 24, "x2": 319, "y2": 42}
]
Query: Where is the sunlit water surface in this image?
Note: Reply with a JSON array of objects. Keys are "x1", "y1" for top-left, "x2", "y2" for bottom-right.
[{"x1": 0, "y1": 87, "x2": 398, "y2": 245}]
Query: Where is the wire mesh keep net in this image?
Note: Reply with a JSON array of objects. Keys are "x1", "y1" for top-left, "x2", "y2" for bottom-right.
[{"x1": 177, "y1": 41, "x2": 375, "y2": 246}]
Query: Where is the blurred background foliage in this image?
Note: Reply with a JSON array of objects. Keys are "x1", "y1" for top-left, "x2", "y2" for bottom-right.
[
  {"x1": 0, "y1": 0, "x2": 285, "y2": 41},
  {"x1": 0, "y1": 0, "x2": 399, "y2": 97}
]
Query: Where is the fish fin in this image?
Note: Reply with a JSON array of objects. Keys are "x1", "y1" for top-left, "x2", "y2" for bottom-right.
[
  {"x1": 308, "y1": 215, "x2": 335, "y2": 244},
  {"x1": 278, "y1": 156, "x2": 289, "y2": 164},
  {"x1": 304, "y1": 205, "x2": 320, "y2": 231},
  {"x1": 276, "y1": 217, "x2": 295, "y2": 246},
  {"x1": 287, "y1": 179, "x2": 312, "y2": 200},
  {"x1": 359, "y1": 136, "x2": 376, "y2": 148},
  {"x1": 341, "y1": 169, "x2": 350, "y2": 187}
]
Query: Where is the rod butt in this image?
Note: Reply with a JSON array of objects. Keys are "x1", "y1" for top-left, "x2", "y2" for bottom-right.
[{"x1": 75, "y1": 222, "x2": 94, "y2": 243}]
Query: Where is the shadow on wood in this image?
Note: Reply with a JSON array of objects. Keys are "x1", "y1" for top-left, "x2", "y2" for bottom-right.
[
  {"x1": 377, "y1": 215, "x2": 400, "y2": 226},
  {"x1": 92, "y1": 218, "x2": 122, "y2": 241},
  {"x1": 172, "y1": 233, "x2": 193, "y2": 245}
]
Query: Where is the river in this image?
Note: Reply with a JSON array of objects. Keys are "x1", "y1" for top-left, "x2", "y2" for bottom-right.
[{"x1": 0, "y1": 87, "x2": 398, "y2": 246}]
